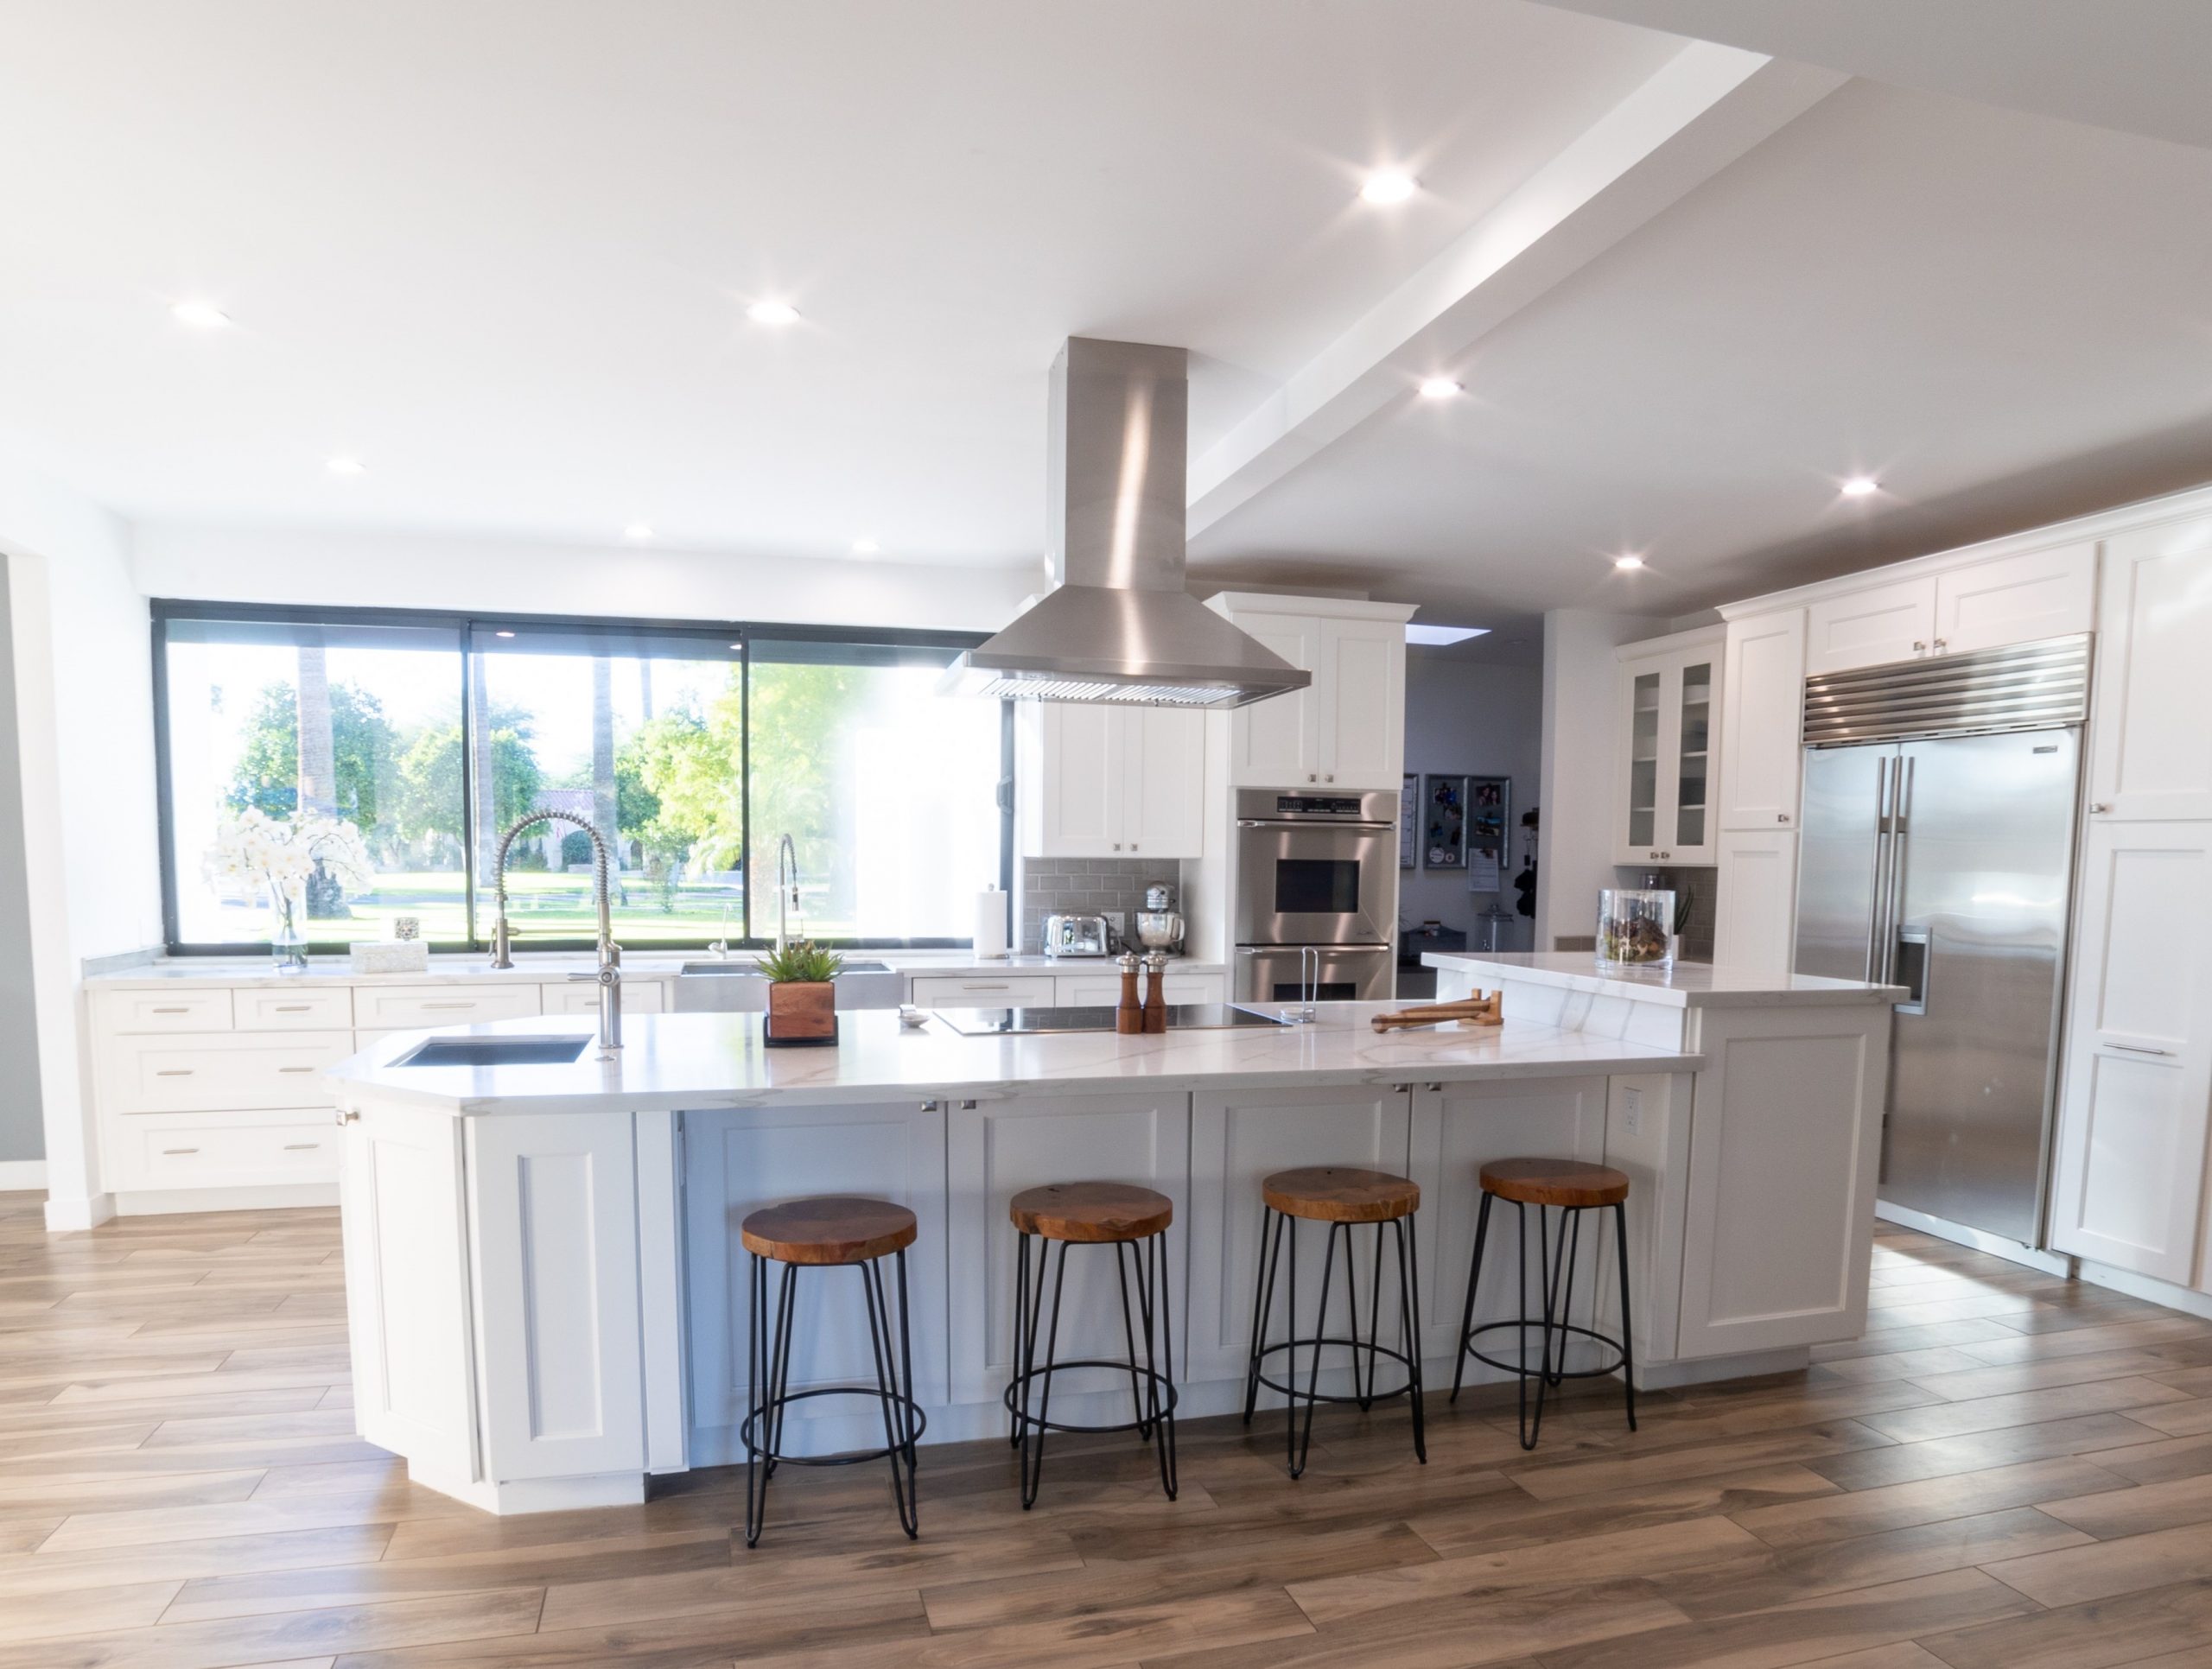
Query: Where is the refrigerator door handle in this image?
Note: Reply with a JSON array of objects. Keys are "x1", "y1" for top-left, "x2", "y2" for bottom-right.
[{"x1": 1864, "y1": 756, "x2": 1891, "y2": 984}]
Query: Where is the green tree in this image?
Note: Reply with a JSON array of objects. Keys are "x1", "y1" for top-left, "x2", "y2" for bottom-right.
[
  {"x1": 394, "y1": 704, "x2": 543, "y2": 860},
  {"x1": 228, "y1": 679, "x2": 397, "y2": 834}
]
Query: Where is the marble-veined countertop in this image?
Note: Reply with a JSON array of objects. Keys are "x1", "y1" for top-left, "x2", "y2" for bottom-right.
[{"x1": 1424, "y1": 951, "x2": 1904, "y2": 1009}]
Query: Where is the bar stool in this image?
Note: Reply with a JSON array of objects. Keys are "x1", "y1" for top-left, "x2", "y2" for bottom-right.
[
  {"x1": 1006, "y1": 1182, "x2": 1179, "y2": 1508},
  {"x1": 1242, "y1": 1166, "x2": 1427, "y2": 1479},
  {"x1": 1451, "y1": 1158, "x2": 1636, "y2": 1450},
  {"x1": 740, "y1": 1196, "x2": 924, "y2": 1547}
]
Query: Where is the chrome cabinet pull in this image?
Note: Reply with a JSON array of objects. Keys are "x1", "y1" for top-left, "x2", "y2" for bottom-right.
[
  {"x1": 2109, "y1": 1042, "x2": 2175, "y2": 1057},
  {"x1": 335, "y1": 1108, "x2": 359, "y2": 1125},
  {"x1": 155, "y1": 1069, "x2": 194, "y2": 1077},
  {"x1": 273, "y1": 1003, "x2": 311, "y2": 1012},
  {"x1": 1913, "y1": 639, "x2": 1928, "y2": 652},
  {"x1": 2090, "y1": 802, "x2": 2113, "y2": 814},
  {"x1": 920, "y1": 1099, "x2": 942, "y2": 1113},
  {"x1": 162, "y1": 1147, "x2": 200, "y2": 1156},
  {"x1": 151, "y1": 1006, "x2": 189, "y2": 1014},
  {"x1": 958, "y1": 1098, "x2": 978, "y2": 1111},
  {"x1": 277, "y1": 1066, "x2": 315, "y2": 1074},
  {"x1": 1777, "y1": 812, "x2": 1790, "y2": 824},
  {"x1": 1933, "y1": 638, "x2": 1948, "y2": 651},
  {"x1": 283, "y1": 1142, "x2": 320, "y2": 1151},
  {"x1": 423, "y1": 1001, "x2": 474, "y2": 1010}
]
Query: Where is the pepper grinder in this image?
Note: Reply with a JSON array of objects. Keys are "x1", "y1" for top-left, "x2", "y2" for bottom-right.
[
  {"x1": 1116, "y1": 951, "x2": 1144, "y2": 1035},
  {"x1": 1142, "y1": 951, "x2": 1169, "y2": 1033}
]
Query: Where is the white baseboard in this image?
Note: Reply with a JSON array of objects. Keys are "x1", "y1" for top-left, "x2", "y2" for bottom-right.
[
  {"x1": 43, "y1": 1192, "x2": 115, "y2": 1231},
  {"x1": 2073, "y1": 1258, "x2": 2212, "y2": 1322},
  {"x1": 113, "y1": 1183, "x2": 340, "y2": 1216},
  {"x1": 0, "y1": 1160, "x2": 48, "y2": 1190},
  {"x1": 1874, "y1": 1200, "x2": 2073, "y2": 1277}
]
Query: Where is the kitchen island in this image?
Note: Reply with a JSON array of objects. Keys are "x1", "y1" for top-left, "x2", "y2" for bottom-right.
[{"x1": 328, "y1": 970, "x2": 1897, "y2": 1514}]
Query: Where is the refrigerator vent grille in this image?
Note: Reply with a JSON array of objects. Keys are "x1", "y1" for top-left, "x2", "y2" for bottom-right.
[{"x1": 1802, "y1": 634, "x2": 2089, "y2": 746}]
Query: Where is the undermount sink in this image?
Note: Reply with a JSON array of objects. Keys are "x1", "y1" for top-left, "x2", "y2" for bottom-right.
[
  {"x1": 395, "y1": 1036, "x2": 592, "y2": 1068},
  {"x1": 677, "y1": 960, "x2": 894, "y2": 975}
]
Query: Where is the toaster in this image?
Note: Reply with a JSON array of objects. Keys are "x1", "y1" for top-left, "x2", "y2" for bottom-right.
[{"x1": 1042, "y1": 913, "x2": 1112, "y2": 957}]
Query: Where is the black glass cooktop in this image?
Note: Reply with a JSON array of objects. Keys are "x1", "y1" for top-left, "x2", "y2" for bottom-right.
[{"x1": 932, "y1": 1004, "x2": 1301, "y2": 1036}]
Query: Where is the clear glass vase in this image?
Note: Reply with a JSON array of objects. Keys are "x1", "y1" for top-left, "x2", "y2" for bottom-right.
[{"x1": 267, "y1": 880, "x2": 308, "y2": 974}]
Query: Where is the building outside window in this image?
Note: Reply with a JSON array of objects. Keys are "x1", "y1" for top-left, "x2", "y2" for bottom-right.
[{"x1": 155, "y1": 605, "x2": 1005, "y2": 951}]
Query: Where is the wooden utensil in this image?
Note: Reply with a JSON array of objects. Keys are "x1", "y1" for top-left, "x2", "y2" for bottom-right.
[{"x1": 1370, "y1": 993, "x2": 1503, "y2": 1031}]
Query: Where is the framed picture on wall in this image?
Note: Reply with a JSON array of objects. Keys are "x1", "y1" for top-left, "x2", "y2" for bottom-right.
[
  {"x1": 1466, "y1": 777, "x2": 1510, "y2": 892},
  {"x1": 1423, "y1": 774, "x2": 1468, "y2": 868},
  {"x1": 1399, "y1": 774, "x2": 1417, "y2": 869}
]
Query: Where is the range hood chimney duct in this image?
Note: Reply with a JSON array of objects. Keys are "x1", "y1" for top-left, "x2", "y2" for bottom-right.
[{"x1": 940, "y1": 337, "x2": 1310, "y2": 708}]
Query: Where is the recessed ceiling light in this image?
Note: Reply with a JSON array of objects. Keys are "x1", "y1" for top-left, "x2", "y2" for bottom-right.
[
  {"x1": 325, "y1": 456, "x2": 365, "y2": 476},
  {"x1": 171, "y1": 300, "x2": 230, "y2": 330},
  {"x1": 494, "y1": 630, "x2": 516, "y2": 638},
  {"x1": 747, "y1": 300, "x2": 800, "y2": 327},
  {"x1": 1614, "y1": 554, "x2": 1646, "y2": 571},
  {"x1": 1405, "y1": 624, "x2": 1491, "y2": 646},
  {"x1": 1840, "y1": 475, "x2": 1880, "y2": 498},
  {"x1": 623, "y1": 523, "x2": 653, "y2": 541},
  {"x1": 851, "y1": 538, "x2": 880, "y2": 555},
  {"x1": 1361, "y1": 171, "x2": 1417, "y2": 205},
  {"x1": 1417, "y1": 377, "x2": 1462, "y2": 400}
]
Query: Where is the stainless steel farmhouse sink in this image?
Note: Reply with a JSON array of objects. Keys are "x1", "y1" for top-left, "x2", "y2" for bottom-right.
[
  {"x1": 672, "y1": 959, "x2": 905, "y2": 1012},
  {"x1": 395, "y1": 1036, "x2": 594, "y2": 1068}
]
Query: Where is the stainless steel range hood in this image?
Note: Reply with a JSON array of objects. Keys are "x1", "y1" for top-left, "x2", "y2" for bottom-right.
[{"x1": 941, "y1": 338, "x2": 1310, "y2": 708}]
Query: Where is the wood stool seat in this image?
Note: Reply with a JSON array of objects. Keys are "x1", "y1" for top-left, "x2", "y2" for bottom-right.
[
  {"x1": 741, "y1": 1196, "x2": 918, "y2": 1266},
  {"x1": 1009, "y1": 1181, "x2": 1173, "y2": 1243},
  {"x1": 1262, "y1": 1165, "x2": 1420, "y2": 1224},
  {"x1": 1478, "y1": 1158, "x2": 1630, "y2": 1209}
]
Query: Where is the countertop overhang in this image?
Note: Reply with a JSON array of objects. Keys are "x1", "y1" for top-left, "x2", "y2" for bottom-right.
[
  {"x1": 327, "y1": 1006, "x2": 1703, "y2": 1116},
  {"x1": 1422, "y1": 951, "x2": 1906, "y2": 1008}
]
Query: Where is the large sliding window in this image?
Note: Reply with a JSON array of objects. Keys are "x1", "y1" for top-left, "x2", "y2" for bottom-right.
[{"x1": 155, "y1": 604, "x2": 1005, "y2": 951}]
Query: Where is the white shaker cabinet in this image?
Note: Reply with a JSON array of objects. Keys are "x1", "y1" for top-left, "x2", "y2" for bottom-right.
[
  {"x1": 1208, "y1": 595, "x2": 1411, "y2": 790},
  {"x1": 2050, "y1": 821, "x2": 2212, "y2": 1286},
  {"x1": 1805, "y1": 577, "x2": 1938, "y2": 676},
  {"x1": 1717, "y1": 609, "x2": 1806, "y2": 832},
  {"x1": 2088, "y1": 515, "x2": 2212, "y2": 822},
  {"x1": 1711, "y1": 830, "x2": 1798, "y2": 977},
  {"x1": 1933, "y1": 542, "x2": 2095, "y2": 657},
  {"x1": 1611, "y1": 627, "x2": 1723, "y2": 866},
  {"x1": 1017, "y1": 703, "x2": 1204, "y2": 859}
]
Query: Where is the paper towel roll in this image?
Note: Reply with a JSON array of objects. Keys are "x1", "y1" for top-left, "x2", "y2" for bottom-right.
[{"x1": 973, "y1": 886, "x2": 1010, "y2": 959}]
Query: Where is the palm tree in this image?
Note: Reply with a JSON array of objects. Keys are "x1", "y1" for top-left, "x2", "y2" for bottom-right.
[
  {"x1": 592, "y1": 656, "x2": 619, "y2": 872},
  {"x1": 296, "y1": 645, "x2": 335, "y2": 815}
]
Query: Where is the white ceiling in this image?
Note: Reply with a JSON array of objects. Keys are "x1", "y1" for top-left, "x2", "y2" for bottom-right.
[{"x1": 3, "y1": 1, "x2": 2211, "y2": 640}]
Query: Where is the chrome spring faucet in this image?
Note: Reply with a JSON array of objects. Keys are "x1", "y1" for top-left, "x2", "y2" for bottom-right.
[{"x1": 488, "y1": 811, "x2": 623, "y2": 1054}]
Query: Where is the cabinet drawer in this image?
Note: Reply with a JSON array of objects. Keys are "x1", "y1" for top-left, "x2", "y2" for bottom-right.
[
  {"x1": 109, "y1": 1031, "x2": 355, "y2": 1114},
  {"x1": 540, "y1": 979, "x2": 666, "y2": 1016},
  {"x1": 353, "y1": 984, "x2": 543, "y2": 1030},
  {"x1": 234, "y1": 987, "x2": 355, "y2": 1031},
  {"x1": 92, "y1": 988, "x2": 234, "y2": 1033},
  {"x1": 910, "y1": 974, "x2": 1058, "y2": 1007},
  {"x1": 1055, "y1": 973, "x2": 1224, "y2": 1006},
  {"x1": 108, "y1": 1109, "x2": 340, "y2": 1191}
]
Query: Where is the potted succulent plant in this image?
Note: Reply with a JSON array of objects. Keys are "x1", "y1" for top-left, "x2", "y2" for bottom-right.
[{"x1": 760, "y1": 940, "x2": 843, "y2": 1046}]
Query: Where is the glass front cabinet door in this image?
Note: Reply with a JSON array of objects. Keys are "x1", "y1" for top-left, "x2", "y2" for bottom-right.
[{"x1": 1612, "y1": 631, "x2": 1725, "y2": 867}]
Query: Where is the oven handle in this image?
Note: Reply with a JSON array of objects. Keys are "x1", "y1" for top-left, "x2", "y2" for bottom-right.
[
  {"x1": 1236, "y1": 943, "x2": 1394, "y2": 955},
  {"x1": 1236, "y1": 818, "x2": 1395, "y2": 831}
]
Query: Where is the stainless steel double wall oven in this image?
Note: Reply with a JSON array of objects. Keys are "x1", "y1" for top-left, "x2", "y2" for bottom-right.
[{"x1": 1233, "y1": 789, "x2": 1395, "y2": 1002}]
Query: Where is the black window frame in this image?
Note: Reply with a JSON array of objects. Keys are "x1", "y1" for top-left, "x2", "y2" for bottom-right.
[{"x1": 151, "y1": 599, "x2": 1011, "y2": 955}]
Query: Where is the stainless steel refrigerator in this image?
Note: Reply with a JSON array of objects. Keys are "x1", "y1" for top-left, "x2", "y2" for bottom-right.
[{"x1": 1791, "y1": 637, "x2": 2090, "y2": 1248}]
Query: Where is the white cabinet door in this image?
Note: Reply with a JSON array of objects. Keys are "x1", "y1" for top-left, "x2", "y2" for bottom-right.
[
  {"x1": 1227, "y1": 613, "x2": 1318, "y2": 787},
  {"x1": 1185, "y1": 1083, "x2": 1411, "y2": 1385},
  {"x1": 340, "y1": 1101, "x2": 477, "y2": 1488},
  {"x1": 1314, "y1": 616, "x2": 1403, "y2": 790},
  {"x1": 1613, "y1": 638, "x2": 1723, "y2": 866},
  {"x1": 1675, "y1": 1004, "x2": 1888, "y2": 1357},
  {"x1": 541, "y1": 979, "x2": 666, "y2": 1017},
  {"x1": 1719, "y1": 610, "x2": 1807, "y2": 831},
  {"x1": 467, "y1": 1112, "x2": 644, "y2": 1482},
  {"x1": 1020, "y1": 703, "x2": 1121, "y2": 857},
  {"x1": 1935, "y1": 543, "x2": 2095, "y2": 655},
  {"x1": 946, "y1": 1091, "x2": 1191, "y2": 1406},
  {"x1": 1805, "y1": 578, "x2": 1937, "y2": 676},
  {"x1": 1122, "y1": 707, "x2": 1205, "y2": 858},
  {"x1": 1713, "y1": 830, "x2": 1799, "y2": 977},
  {"x1": 2050, "y1": 822, "x2": 2212, "y2": 1285},
  {"x1": 2089, "y1": 515, "x2": 2212, "y2": 822}
]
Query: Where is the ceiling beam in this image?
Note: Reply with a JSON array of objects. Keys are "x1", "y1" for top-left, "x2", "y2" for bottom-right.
[{"x1": 1186, "y1": 41, "x2": 1846, "y2": 538}]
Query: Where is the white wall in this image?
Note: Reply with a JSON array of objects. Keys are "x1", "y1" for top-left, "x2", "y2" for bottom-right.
[
  {"x1": 1399, "y1": 652, "x2": 1541, "y2": 951},
  {"x1": 132, "y1": 524, "x2": 1040, "y2": 634},
  {"x1": 1535, "y1": 607, "x2": 1669, "y2": 953}
]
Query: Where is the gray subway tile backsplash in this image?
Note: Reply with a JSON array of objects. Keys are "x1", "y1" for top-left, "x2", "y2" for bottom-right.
[{"x1": 1018, "y1": 857, "x2": 1172, "y2": 954}]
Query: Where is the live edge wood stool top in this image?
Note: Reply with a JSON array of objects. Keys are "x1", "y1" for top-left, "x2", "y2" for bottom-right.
[
  {"x1": 1008, "y1": 1181, "x2": 1173, "y2": 1243},
  {"x1": 1479, "y1": 1157, "x2": 1631, "y2": 1209},
  {"x1": 741, "y1": 1196, "x2": 919, "y2": 1265},
  {"x1": 1262, "y1": 1166, "x2": 1421, "y2": 1223}
]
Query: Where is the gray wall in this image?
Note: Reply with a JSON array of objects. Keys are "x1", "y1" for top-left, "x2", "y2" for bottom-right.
[
  {"x1": 1401, "y1": 651, "x2": 1544, "y2": 953},
  {"x1": 0, "y1": 564, "x2": 43, "y2": 1160}
]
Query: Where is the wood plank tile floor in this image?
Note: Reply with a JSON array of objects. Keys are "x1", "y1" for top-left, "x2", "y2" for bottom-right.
[{"x1": 6, "y1": 1194, "x2": 2212, "y2": 1669}]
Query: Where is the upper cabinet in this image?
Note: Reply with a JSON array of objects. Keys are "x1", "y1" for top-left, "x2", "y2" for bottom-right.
[
  {"x1": 1017, "y1": 703, "x2": 1205, "y2": 859},
  {"x1": 1611, "y1": 627, "x2": 1723, "y2": 866},
  {"x1": 2088, "y1": 515, "x2": 2212, "y2": 822},
  {"x1": 1208, "y1": 596, "x2": 1411, "y2": 791},
  {"x1": 1718, "y1": 609, "x2": 1807, "y2": 831},
  {"x1": 1805, "y1": 577, "x2": 1936, "y2": 676},
  {"x1": 1803, "y1": 544, "x2": 2096, "y2": 678}
]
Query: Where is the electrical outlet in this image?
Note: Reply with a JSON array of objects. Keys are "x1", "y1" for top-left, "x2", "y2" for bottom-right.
[
  {"x1": 1105, "y1": 911, "x2": 1127, "y2": 944},
  {"x1": 1621, "y1": 1085, "x2": 1643, "y2": 1135}
]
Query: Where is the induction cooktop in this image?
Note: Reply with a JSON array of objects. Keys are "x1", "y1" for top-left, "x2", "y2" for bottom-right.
[{"x1": 931, "y1": 1004, "x2": 1304, "y2": 1036}]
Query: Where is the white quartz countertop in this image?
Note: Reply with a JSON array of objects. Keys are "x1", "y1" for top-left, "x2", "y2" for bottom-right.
[
  {"x1": 1423, "y1": 951, "x2": 1904, "y2": 1008},
  {"x1": 86, "y1": 951, "x2": 1224, "y2": 990},
  {"x1": 327, "y1": 1006, "x2": 1700, "y2": 1115}
]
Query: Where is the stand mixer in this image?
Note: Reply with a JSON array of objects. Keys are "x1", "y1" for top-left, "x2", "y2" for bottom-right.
[{"x1": 1135, "y1": 882, "x2": 1185, "y2": 955}]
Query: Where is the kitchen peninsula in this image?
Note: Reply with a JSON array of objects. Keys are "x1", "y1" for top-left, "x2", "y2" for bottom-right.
[{"x1": 328, "y1": 961, "x2": 1899, "y2": 1514}]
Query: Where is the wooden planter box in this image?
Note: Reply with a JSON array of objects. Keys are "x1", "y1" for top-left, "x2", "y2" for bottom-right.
[{"x1": 765, "y1": 980, "x2": 837, "y2": 1047}]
